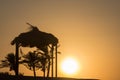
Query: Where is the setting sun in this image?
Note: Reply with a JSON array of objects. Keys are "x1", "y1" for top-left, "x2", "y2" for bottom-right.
[{"x1": 61, "y1": 58, "x2": 79, "y2": 75}]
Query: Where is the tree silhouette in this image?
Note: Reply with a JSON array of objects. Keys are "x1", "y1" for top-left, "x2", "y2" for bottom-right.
[
  {"x1": 11, "y1": 23, "x2": 59, "y2": 78},
  {"x1": 38, "y1": 50, "x2": 53, "y2": 78},
  {"x1": 21, "y1": 51, "x2": 41, "y2": 79},
  {"x1": 38, "y1": 51, "x2": 48, "y2": 78},
  {"x1": 0, "y1": 53, "x2": 19, "y2": 75}
]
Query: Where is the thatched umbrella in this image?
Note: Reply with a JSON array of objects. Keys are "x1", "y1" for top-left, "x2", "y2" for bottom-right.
[{"x1": 11, "y1": 23, "x2": 59, "y2": 77}]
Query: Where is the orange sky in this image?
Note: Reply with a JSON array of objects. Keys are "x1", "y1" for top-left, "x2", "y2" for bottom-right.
[{"x1": 0, "y1": 0, "x2": 120, "y2": 80}]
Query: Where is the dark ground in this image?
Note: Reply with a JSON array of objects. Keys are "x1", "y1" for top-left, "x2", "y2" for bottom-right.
[{"x1": 0, "y1": 74, "x2": 99, "y2": 80}]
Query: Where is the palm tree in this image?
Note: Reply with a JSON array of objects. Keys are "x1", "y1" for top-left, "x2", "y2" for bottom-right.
[
  {"x1": 0, "y1": 53, "x2": 16, "y2": 75},
  {"x1": 21, "y1": 51, "x2": 41, "y2": 79},
  {"x1": 38, "y1": 51, "x2": 50, "y2": 78}
]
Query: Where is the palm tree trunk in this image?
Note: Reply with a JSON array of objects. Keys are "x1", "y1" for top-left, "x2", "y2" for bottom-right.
[
  {"x1": 43, "y1": 65, "x2": 46, "y2": 80},
  {"x1": 33, "y1": 66, "x2": 36, "y2": 80},
  {"x1": 44, "y1": 68, "x2": 45, "y2": 78}
]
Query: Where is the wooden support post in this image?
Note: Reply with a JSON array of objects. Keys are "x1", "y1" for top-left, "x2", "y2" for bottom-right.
[
  {"x1": 15, "y1": 43, "x2": 19, "y2": 76},
  {"x1": 51, "y1": 45, "x2": 54, "y2": 78},
  {"x1": 55, "y1": 45, "x2": 57, "y2": 78}
]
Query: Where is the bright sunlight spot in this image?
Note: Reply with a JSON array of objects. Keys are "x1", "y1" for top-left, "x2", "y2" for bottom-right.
[{"x1": 61, "y1": 58, "x2": 79, "y2": 75}]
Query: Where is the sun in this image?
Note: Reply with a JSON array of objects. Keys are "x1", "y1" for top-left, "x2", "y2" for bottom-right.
[{"x1": 61, "y1": 58, "x2": 79, "y2": 75}]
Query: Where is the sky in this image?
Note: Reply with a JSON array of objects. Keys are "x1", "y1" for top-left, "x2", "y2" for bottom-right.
[{"x1": 0, "y1": 0, "x2": 120, "y2": 80}]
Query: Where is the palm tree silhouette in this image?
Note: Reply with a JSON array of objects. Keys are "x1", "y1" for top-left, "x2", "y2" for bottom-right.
[
  {"x1": 38, "y1": 51, "x2": 48, "y2": 78},
  {"x1": 21, "y1": 51, "x2": 41, "y2": 79},
  {"x1": 0, "y1": 53, "x2": 18, "y2": 75},
  {"x1": 11, "y1": 23, "x2": 59, "y2": 77}
]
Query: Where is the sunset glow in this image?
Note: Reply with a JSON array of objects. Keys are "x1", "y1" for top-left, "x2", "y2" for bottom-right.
[{"x1": 61, "y1": 58, "x2": 79, "y2": 75}]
